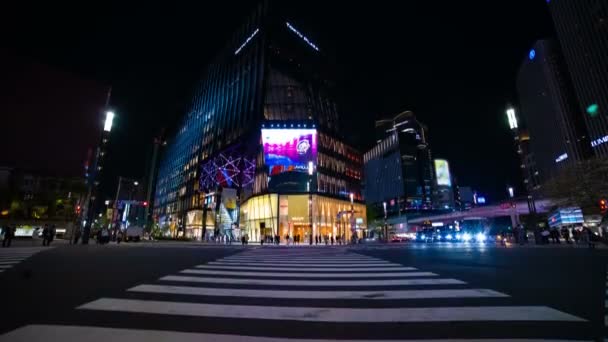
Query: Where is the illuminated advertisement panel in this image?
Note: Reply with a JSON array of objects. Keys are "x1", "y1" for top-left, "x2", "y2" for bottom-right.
[
  {"x1": 262, "y1": 128, "x2": 317, "y2": 192},
  {"x1": 434, "y1": 159, "x2": 452, "y2": 187},
  {"x1": 262, "y1": 128, "x2": 317, "y2": 175}
]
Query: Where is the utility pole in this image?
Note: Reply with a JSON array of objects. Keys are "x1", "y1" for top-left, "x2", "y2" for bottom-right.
[{"x1": 144, "y1": 134, "x2": 164, "y2": 231}]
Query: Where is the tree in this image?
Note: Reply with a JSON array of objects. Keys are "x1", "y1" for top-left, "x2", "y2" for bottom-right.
[{"x1": 542, "y1": 157, "x2": 608, "y2": 215}]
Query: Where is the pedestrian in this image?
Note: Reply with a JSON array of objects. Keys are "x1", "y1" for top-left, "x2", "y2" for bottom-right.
[
  {"x1": 550, "y1": 229, "x2": 560, "y2": 244},
  {"x1": 309, "y1": 233, "x2": 313, "y2": 245},
  {"x1": 585, "y1": 228, "x2": 595, "y2": 249},
  {"x1": 541, "y1": 228, "x2": 550, "y2": 244},
  {"x1": 42, "y1": 224, "x2": 49, "y2": 246},
  {"x1": 73, "y1": 228, "x2": 81, "y2": 244},
  {"x1": 2, "y1": 225, "x2": 14, "y2": 247},
  {"x1": 315, "y1": 235, "x2": 318, "y2": 244},
  {"x1": 116, "y1": 230, "x2": 123, "y2": 244},
  {"x1": 47, "y1": 225, "x2": 56, "y2": 246},
  {"x1": 331, "y1": 235, "x2": 334, "y2": 245},
  {"x1": 561, "y1": 227, "x2": 571, "y2": 244}
]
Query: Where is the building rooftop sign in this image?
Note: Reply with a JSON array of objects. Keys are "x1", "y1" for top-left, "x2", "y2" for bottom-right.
[{"x1": 286, "y1": 22, "x2": 320, "y2": 52}]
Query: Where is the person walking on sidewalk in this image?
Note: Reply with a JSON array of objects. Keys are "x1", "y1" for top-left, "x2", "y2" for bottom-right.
[
  {"x1": 47, "y1": 225, "x2": 56, "y2": 246},
  {"x1": 42, "y1": 224, "x2": 50, "y2": 246},
  {"x1": 2, "y1": 225, "x2": 15, "y2": 247}
]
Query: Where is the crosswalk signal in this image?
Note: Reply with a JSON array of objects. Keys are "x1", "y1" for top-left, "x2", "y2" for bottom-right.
[{"x1": 600, "y1": 199, "x2": 607, "y2": 214}]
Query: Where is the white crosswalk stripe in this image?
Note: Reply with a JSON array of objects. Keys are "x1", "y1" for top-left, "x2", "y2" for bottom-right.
[
  {"x1": 0, "y1": 248, "x2": 590, "y2": 340},
  {"x1": 0, "y1": 325, "x2": 590, "y2": 342},
  {"x1": 179, "y1": 269, "x2": 437, "y2": 278},
  {"x1": 0, "y1": 247, "x2": 51, "y2": 273}
]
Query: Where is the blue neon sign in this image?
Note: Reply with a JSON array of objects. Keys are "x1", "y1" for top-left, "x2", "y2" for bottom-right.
[{"x1": 529, "y1": 49, "x2": 536, "y2": 60}]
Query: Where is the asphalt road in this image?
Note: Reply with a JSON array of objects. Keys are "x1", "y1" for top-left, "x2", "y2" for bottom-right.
[{"x1": 0, "y1": 240, "x2": 606, "y2": 341}]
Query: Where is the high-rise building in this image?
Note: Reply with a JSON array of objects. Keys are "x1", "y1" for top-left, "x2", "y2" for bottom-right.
[
  {"x1": 516, "y1": 39, "x2": 591, "y2": 186},
  {"x1": 154, "y1": 2, "x2": 365, "y2": 241},
  {"x1": 363, "y1": 111, "x2": 434, "y2": 217},
  {"x1": 548, "y1": 1, "x2": 608, "y2": 156}
]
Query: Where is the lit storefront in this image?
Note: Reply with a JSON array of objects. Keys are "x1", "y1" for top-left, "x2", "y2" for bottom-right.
[{"x1": 240, "y1": 193, "x2": 366, "y2": 242}]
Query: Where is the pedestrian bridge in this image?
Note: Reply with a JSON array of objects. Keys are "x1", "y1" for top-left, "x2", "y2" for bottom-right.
[{"x1": 406, "y1": 199, "x2": 553, "y2": 224}]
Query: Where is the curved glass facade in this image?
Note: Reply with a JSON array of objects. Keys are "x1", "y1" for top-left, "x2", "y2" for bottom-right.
[{"x1": 240, "y1": 193, "x2": 366, "y2": 242}]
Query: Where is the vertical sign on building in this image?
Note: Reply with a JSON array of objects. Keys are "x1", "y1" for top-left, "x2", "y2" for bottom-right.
[{"x1": 434, "y1": 159, "x2": 452, "y2": 187}]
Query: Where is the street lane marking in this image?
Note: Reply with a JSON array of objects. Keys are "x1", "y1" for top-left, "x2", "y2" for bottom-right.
[
  {"x1": 79, "y1": 298, "x2": 586, "y2": 322},
  {"x1": 0, "y1": 261, "x2": 21, "y2": 265},
  {"x1": 217, "y1": 258, "x2": 390, "y2": 263},
  {"x1": 0, "y1": 325, "x2": 591, "y2": 342},
  {"x1": 195, "y1": 265, "x2": 417, "y2": 272},
  {"x1": 0, "y1": 265, "x2": 13, "y2": 269},
  {"x1": 220, "y1": 255, "x2": 383, "y2": 260},
  {"x1": 209, "y1": 262, "x2": 402, "y2": 267},
  {"x1": 128, "y1": 285, "x2": 510, "y2": 300},
  {"x1": 179, "y1": 269, "x2": 437, "y2": 278},
  {"x1": 218, "y1": 258, "x2": 384, "y2": 262},
  {"x1": 159, "y1": 275, "x2": 466, "y2": 286}
]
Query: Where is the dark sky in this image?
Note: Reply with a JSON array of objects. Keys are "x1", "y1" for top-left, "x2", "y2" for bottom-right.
[{"x1": 1, "y1": 0, "x2": 554, "y2": 202}]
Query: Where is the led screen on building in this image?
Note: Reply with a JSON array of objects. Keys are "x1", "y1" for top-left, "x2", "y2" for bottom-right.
[
  {"x1": 434, "y1": 159, "x2": 452, "y2": 187},
  {"x1": 262, "y1": 128, "x2": 317, "y2": 192},
  {"x1": 262, "y1": 128, "x2": 317, "y2": 175}
]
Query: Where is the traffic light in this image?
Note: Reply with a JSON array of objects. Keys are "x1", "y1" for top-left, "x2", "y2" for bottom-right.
[{"x1": 600, "y1": 199, "x2": 607, "y2": 214}]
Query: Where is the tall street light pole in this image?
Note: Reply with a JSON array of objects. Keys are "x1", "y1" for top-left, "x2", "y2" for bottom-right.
[
  {"x1": 308, "y1": 161, "x2": 314, "y2": 244},
  {"x1": 82, "y1": 105, "x2": 114, "y2": 244},
  {"x1": 383, "y1": 201, "x2": 388, "y2": 243},
  {"x1": 506, "y1": 106, "x2": 536, "y2": 231}
]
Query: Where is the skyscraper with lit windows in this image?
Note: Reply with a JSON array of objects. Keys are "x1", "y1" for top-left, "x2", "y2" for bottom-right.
[
  {"x1": 548, "y1": 0, "x2": 608, "y2": 156},
  {"x1": 154, "y1": 2, "x2": 365, "y2": 242}
]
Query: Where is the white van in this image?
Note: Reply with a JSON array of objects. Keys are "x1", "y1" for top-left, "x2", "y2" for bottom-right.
[{"x1": 125, "y1": 226, "x2": 144, "y2": 242}]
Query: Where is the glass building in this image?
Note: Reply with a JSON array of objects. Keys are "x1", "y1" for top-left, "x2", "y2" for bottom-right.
[
  {"x1": 364, "y1": 111, "x2": 434, "y2": 217},
  {"x1": 154, "y1": 2, "x2": 365, "y2": 241},
  {"x1": 548, "y1": 0, "x2": 608, "y2": 156},
  {"x1": 516, "y1": 40, "x2": 592, "y2": 188}
]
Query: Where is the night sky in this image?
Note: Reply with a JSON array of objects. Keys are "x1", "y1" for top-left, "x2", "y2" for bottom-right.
[{"x1": 1, "y1": 1, "x2": 554, "y2": 202}]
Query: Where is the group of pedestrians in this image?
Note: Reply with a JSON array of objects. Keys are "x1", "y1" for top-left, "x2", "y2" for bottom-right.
[
  {"x1": 260, "y1": 234, "x2": 280, "y2": 245},
  {"x1": 314, "y1": 234, "x2": 346, "y2": 245},
  {"x1": 512, "y1": 224, "x2": 597, "y2": 248}
]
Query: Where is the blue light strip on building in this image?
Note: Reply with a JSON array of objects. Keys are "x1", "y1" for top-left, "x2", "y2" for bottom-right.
[
  {"x1": 234, "y1": 28, "x2": 259, "y2": 55},
  {"x1": 286, "y1": 22, "x2": 320, "y2": 52}
]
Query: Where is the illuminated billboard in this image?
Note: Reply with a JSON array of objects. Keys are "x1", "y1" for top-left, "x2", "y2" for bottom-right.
[
  {"x1": 262, "y1": 128, "x2": 317, "y2": 175},
  {"x1": 262, "y1": 128, "x2": 317, "y2": 192},
  {"x1": 434, "y1": 159, "x2": 452, "y2": 187}
]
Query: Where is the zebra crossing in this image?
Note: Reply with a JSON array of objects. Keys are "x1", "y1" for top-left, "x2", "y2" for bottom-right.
[
  {"x1": 0, "y1": 248, "x2": 591, "y2": 341},
  {"x1": 0, "y1": 247, "x2": 51, "y2": 273}
]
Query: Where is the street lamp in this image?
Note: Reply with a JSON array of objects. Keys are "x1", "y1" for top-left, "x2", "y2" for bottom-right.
[
  {"x1": 383, "y1": 201, "x2": 388, "y2": 242},
  {"x1": 104, "y1": 111, "x2": 115, "y2": 132},
  {"x1": 134, "y1": 181, "x2": 139, "y2": 186},
  {"x1": 506, "y1": 108, "x2": 518, "y2": 130},
  {"x1": 508, "y1": 186, "x2": 515, "y2": 198}
]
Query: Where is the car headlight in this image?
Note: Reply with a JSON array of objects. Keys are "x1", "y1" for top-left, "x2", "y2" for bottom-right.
[
  {"x1": 462, "y1": 233, "x2": 472, "y2": 241},
  {"x1": 455, "y1": 233, "x2": 461, "y2": 240},
  {"x1": 445, "y1": 234, "x2": 453, "y2": 240},
  {"x1": 476, "y1": 233, "x2": 486, "y2": 242},
  {"x1": 420, "y1": 234, "x2": 426, "y2": 239}
]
